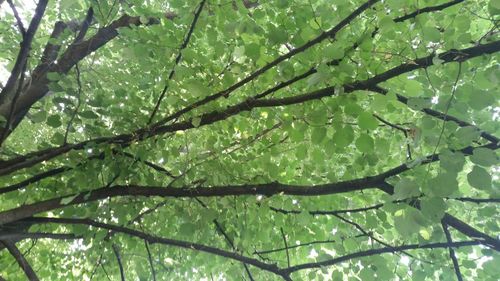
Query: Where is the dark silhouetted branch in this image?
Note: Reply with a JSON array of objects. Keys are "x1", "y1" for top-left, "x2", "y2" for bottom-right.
[{"x1": 0, "y1": 240, "x2": 40, "y2": 281}]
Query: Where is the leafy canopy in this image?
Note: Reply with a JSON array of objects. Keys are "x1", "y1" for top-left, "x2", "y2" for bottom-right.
[{"x1": 0, "y1": 0, "x2": 499, "y2": 280}]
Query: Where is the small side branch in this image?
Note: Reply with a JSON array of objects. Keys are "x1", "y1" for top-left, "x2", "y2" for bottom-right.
[
  {"x1": 441, "y1": 222, "x2": 464, "y2": 281},
  {"x1": 144, "y1": 240, "x2": 157, "y2": 281},
  {"x1": 6, "y1": 0, "x2": 26, "y2": 35},
  {"x1": 280, "y1": 227, "x2": 291, "y2": 268},
  {"x1": 148, "y1": 0, "x2": 207, "y2": 123},
  {"x1": 112, "y1": 244, "x2": 126, "y2": 281}
]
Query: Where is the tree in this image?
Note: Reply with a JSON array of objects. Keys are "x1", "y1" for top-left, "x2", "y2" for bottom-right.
[{"x1": 0, "y1": 0, "x2": 498, "y2": 279}]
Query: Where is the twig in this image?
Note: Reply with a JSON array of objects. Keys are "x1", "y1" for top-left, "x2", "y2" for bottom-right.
[
  {"x1": 148, "y1": 0, "x2": 207, "y2": 124},
  {"x1": 7, "y1": 0, "x2": 26, "y2": 35},
  {"x1": 372, "y1": 114, "x2": 412, "y2": 159},
  {"x1": 144, "y1": 240, "x2": 157, "y2": 281},
  {"x1": 280, "y1": 227, "x2": 290, "y2": 268},
  {"x1": 112, "y1": 244, "x2": 126, "y2": 281},
  {"x1": 441, "y1": 222, "x2": 464, "y2": 281},
  {"x1": 194, "y1": 198, "x2": 255, "y2": 281},
  {"x1": 63, "y1": 63, "x2": 83, "y2": 144}
]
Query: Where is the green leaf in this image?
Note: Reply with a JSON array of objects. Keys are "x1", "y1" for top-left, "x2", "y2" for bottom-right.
[
  {"x1": 47, "y1": 72, "x2": 61, "y2": 81},
  {"x1": 467, "y1": 166, "x2": 492, "y2": 190},
  {"x1": 453, "y1": 126, "x2": 480, "y2": 146},
  {"x1": 332, "y1": 126, "x2": 354, "y2": 149},
  {"x1": 420, "y1": 197, "x2": 446, "y2": 221},
  {"x1": 419, "y1": 228, "x2": 431, "y2": 240},
  {"x1": 46, "y1": 115, "x2": 62, "y2": 128},
  {"x1": 268, "y1": 25, "x2": 287, "y2": 45},
  {"x1": 491, "y1": 0, "x2": 500, "y2": 10},
  {"x1": 467, "y1": 90, "x2": 495, "y2": 110},
  {"x1": 311, "y1": 127, "x2": 326, "y2": 144},
  {"x1": 426, "y1": 173, "x2": 458, "y2": 197},
  {"x1": 470, "y1": 148, "x2": 498, "y2": 167},
  {"x1": 357, "y1": 112, "x2": 378, "y2": 130},
  {"x1": 60, "y1": 194, "x2": 78, "y2": 205},
  {"x1": 422, "y1": 26, "x2": 441, "y2": 41},
  {"x1": 79, "y1": 111, "x2": 99, "y2": 119},
  {"x1": 186, "y1": 80, "x2": 208, "y2": 97},
  {"x1": 191, "y1": 117, "x2": 202, "y2": 128},
  {"x1": 393, "y1": 178, "x2": 420, "y2": 200},
  {"x1": 179, "y1": 223, "x2": 197, "y2": 236},
  {"x1": 439, "y1": 149, "x2": 465, "y2": 173},
  {"x1": 404, "y1": 80, "x2": 423, "y2": 97},
  {"x1": 394, "y1": 209, "x2": 421, "y2": 236},
  {"x1": 324, "y1": 45, "x2": 345, "y2": 60},
  {"x1": 355, "y1": 134, "x2": 374, "y2": 153}
]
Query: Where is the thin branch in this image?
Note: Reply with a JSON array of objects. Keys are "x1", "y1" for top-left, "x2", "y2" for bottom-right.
[
  {"x1": 369, "y1": 85, "x2": 499, "y2": 144},
  {"x1": 430, "y1": 62, "x2": 463, "y2": 158},
  {"x1": 25, "y1": 217, "x2": 282, "y2": 275},
  {"x1": 441, "y1": 222, "x2": 464, "y2": 281},
  {"x1": 63, "y1": 63, "x2": 83, "y2": 144},
  {"x1": 281, "y1": 241, "x2": 479, "y2": 274},
  {"x1": 194, "y1": 198, "x2": 255, "y2": 281},
  {"x1": 152, "y1": 0, "x2": 379, "y2": 127},
  {"x1": 1, "y1": 141, "x2": 498, "y2": 227},
  {"x1": 373, "y1": 113, "x2": 412, "y2": 159},
  {"x1": 280, "y1": 227, "x2": 290, "y2": 268},
  {"x1": 144, "y1": 240, "x2": 157, "y2": 281},
  {"x1": 121, "y1": 151, "x2": 177, "y2": 178},
  {"x1": 148, "y1": 0, "x2": 207, "y2": 124},
  {"x1": 449, "y1": 197, "x2": 500, "y2": 204},
  {"x1": 270, "y1": 203, "x2": 384, "y2": 216},
  {"x1": 1, "y1": 41, "x2": 498, "y2": 177},
  {"x1": 379, "y1": 182, "x2": 500, "y2": 251},
  {"x1": 394, "y1": 0, "x2": 464, "y2": 22},
  {"x1": 255, "y1": 240, "x2": 337, "y2": 255},
  {"x1": 6, "y1": 0, "x2": 26, "y2": 35},
  {"x1": 0, "y1": 240, "x2": 40, "y2": 281},
  {"x1": 112, "y1": 244, "x2": 126, "y2": 281}
]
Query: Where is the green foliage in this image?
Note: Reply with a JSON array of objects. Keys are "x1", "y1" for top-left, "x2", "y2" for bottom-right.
[{"x1": 0, "y1": 0, "x2": 498, "y2": 280}]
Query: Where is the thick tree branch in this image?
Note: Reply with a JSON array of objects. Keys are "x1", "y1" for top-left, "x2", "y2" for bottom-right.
[
  {"x1": 0, "y1": 141, "x2": 497, "y2": 226},
  {"x1": 0, "y1": 240, "x2": 40, "y2": 281},
  {"x1": 0, "y1": 12, "x2": 162, "y2": 131},
  {"x1": 0, "y1": 0, "x2": 47, "y2": 101},
  {"x1": 1, "y1": 40, "x2": 497, "y2": 177},
  {"x1": 152, "y1": 0, "x2": 379, "y2": 126},
  {"x1": 152, "y1": 0, "x2": 466, "y2": 126},
  {"x1": 0, "y1": 232, "x2": 78, "y2": 240},
  {"x1": 394, "y1": 0, "x2": 464, "y2": 22},
  {"x1": 378, "y1": 182, "x2": 500, "y2": 251}
]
